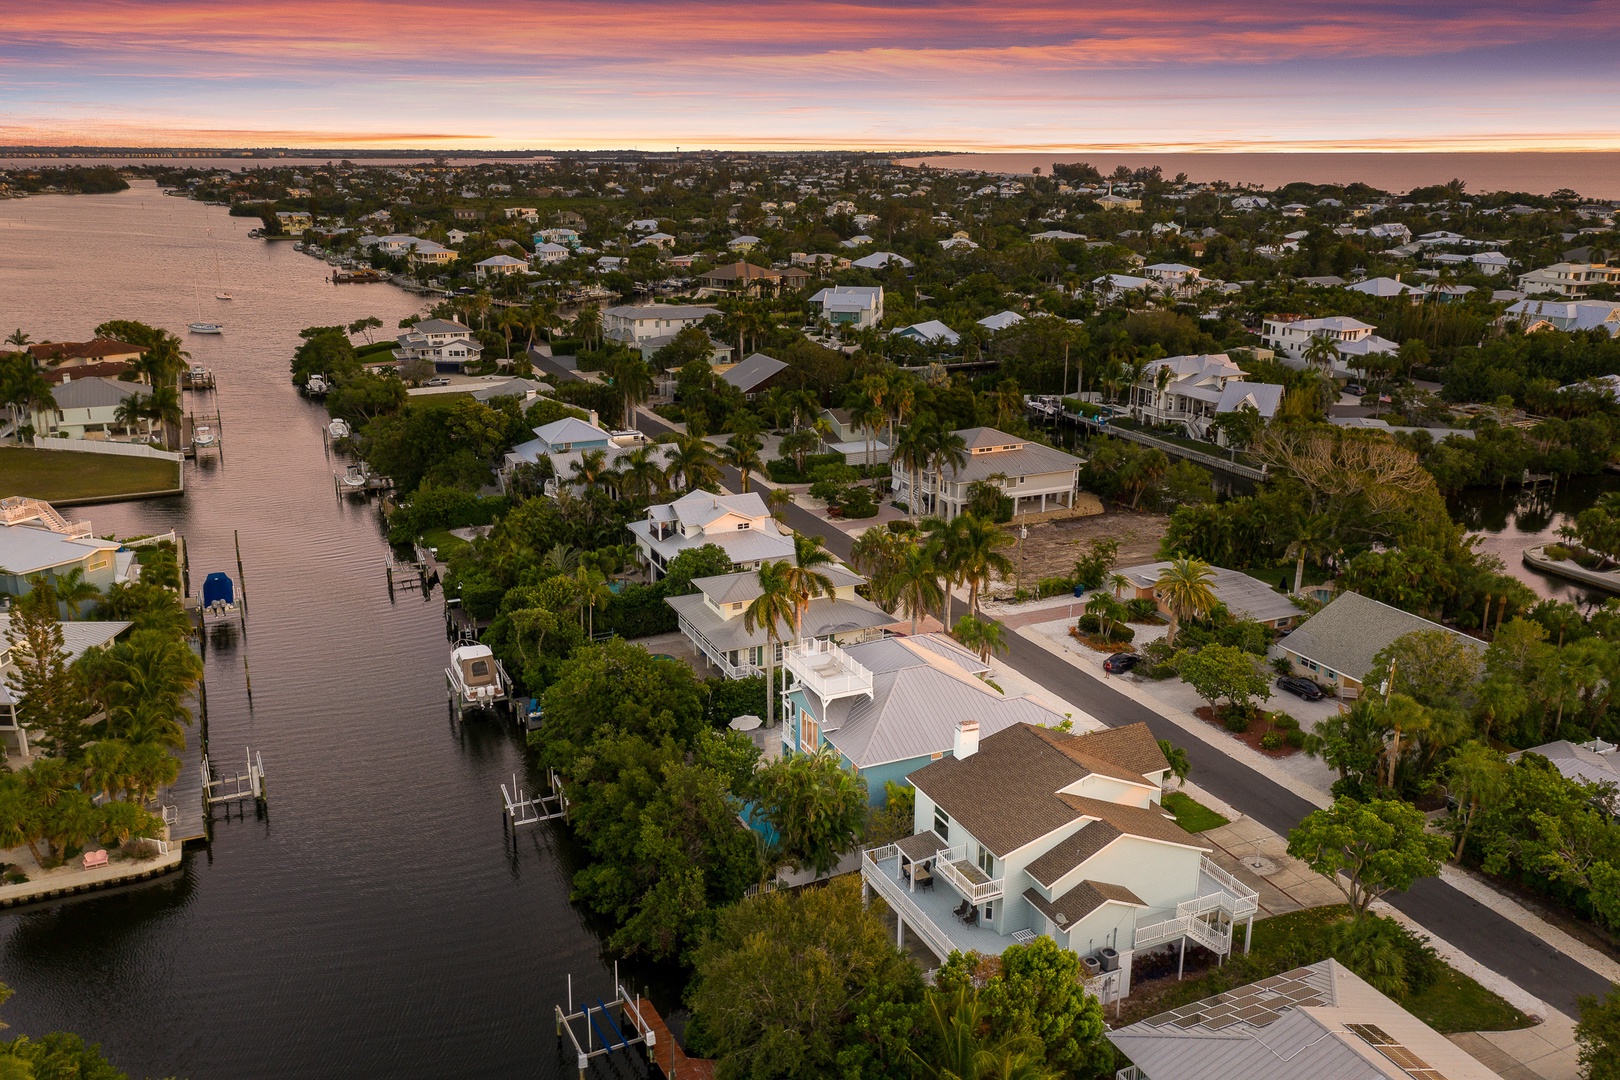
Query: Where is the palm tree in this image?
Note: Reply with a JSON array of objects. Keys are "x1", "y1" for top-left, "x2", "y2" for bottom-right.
[
  {"x1": 527, "y1": 296, "x2": 559, "y2": 346},
  {"x1": 4, "y1": 329, "x2": 32, "y2": 349},
  {"x1": 607, "y1": 354, "x2": 654, "y2": 428},
  {"x1": 660, "y1": 432, "x2": 720, "y2": 492},
  {"x1": 618, "y1": 445, "x2": 664, "y2": 499},
  {"x1": 954, "y1": 514, "x2": 1015, "y2": 615},
  {"x1": 892, "y1": 423, "x2": 932, "y2": 522},
  {"x1": 53, "y1": 566, "x2": 101, "y2": 619},
  {"x1": 721, "y1": 434, "x2": 764, "y2": 493},
  {"x1": 1302, "y1": 333, "x2": 1340, "y2": 378},
  {"x1": 848, "y1": 392, "x2": 885, "y2": 475},
  {"x1": 99, "y1": 800, "x2": 161, "y2": 848},
  {"x1": 766, "y1": 487, "x2": 794, "y2": 524},
  {"x1": 572, "y1": 305, "x2": 603, "y2": 349},
  {"x1": 144, "y1": 384, "x2": 183, "y2": 449},
  {"x1": 1155, "y1": 556, "x2": 1217, "y2": 646},
  {"x1": 113, "y1": 394, "x2": 146, "y2": 437},
  {"x1": 0, "y1": 776, "x2": 48, "y2": 868},
  {"x1": 574, "y1": 566, "x2": 612, "y2": 638},
  {"x1": 122, "y1": 739, "x2": 180, "y2": 806},
  {"x1": 43, "y1": 789, "x2": 102, "y2": 861},
  {"x1": 1446, "y1": 741, "x2": 1508, "y2": 861},
  {"x1": 850, "y1": 527, "x2": 908, "y2": 611},
  {"x1": 1287, "y1": 512, "x2": 1335, "y2": 594},
  {"x1": 744, "y1": 560, "x2": 797, "y2": 730},
  {"x1": 952, "y1": 614, "x2": 1007, "y2": 663},
  {"x1": 926, "y1": 427, "x2": 969, "y2": 517},
  {"x1": 781, "y1": 556, "x2": 835, "y2": 642},
  {"x1": 568, "y1": 447, "x2": 610, "y2": 490},
  {"x1": 895, "y1": 542, "x2": 945, "y2": 635}
]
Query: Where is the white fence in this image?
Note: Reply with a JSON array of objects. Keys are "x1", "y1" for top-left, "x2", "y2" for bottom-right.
[{"x1": 30, "y1": 437, "x2": 184, "y2": 463}]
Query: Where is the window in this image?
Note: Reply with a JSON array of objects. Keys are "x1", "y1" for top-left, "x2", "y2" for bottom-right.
[
  {"x1": 736, "y1": 522, "x2": 750, "y2": 530},
  {"x1": 470, "y1": 660, "x2": 489, "y2": 677},
  {"x1": 983, "y1": 903, "x2": 993, "y2": 922},
  {"x1": 977, "y1": 845, "x2": 994, "y2": 877},
  {"x1": 933, "y1": 806, "x2": 950, "y2": 841},
  {"x1": 801, "y1": 715, "x2": 820, "y2": 753}
]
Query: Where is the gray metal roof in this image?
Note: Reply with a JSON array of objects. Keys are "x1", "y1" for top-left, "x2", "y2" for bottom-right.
[
  {"x1": 1, "y1": 614, "x2": 131, "y2": 666},
  {"x1": 1118, "y1": 561, "x2": 1303, "y2": 626},
  {"x1": 692, "y1": 564, "x2": 864, "y2": 606},
  {"x1": 1282, "y1": 591, "x2": 1483, "y2": 685},
  {"x1": 666, "y1": 591, "x2": 895, "y2": 652},
  {"x1": 0, "y1": 524, "x2": 119, "y2": 575},
  {"x1": 628, "y1": 519, "x2": 796, "y2": 565},
  {"x1": 1508, "y1": 739, "x2": 1620, "y2": 790},
  {"x1": 924, "y1": 429, "x2": 1083, "y2": 484},
  {"x1": 1109, "y1": 960, "x2": 1504, "y2": 1080},
  {"x1": 719, "y1": 353, "x2": 788, "y2": 392},
  {"x1": 51, "y1": 376, "x2": 149, "y2": 410}
]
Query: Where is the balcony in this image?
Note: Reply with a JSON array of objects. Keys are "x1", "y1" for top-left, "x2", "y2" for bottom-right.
[
  {"x1": 861, "y1": 845, "x2": 1016, "y2": 965},
  {"x1": 784, "y1": 639, "x2": 873, "y2": 704},
  {"x1": 1131, "y1": 856, "x2": 1259, "y2": 956}
]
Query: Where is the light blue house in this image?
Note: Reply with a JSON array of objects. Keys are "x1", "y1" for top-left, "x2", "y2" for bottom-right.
[
  {"x1": 779, "y1": 633, "x2": 1070, "y2": 806},
  {"x1": 503, "y1": 415, "x2": 613, "y2": 473}
]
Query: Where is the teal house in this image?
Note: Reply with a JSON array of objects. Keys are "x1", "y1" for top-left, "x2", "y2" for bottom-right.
[{"x1": 779, "y1": 633, "x2": 1071, "y2": 806}]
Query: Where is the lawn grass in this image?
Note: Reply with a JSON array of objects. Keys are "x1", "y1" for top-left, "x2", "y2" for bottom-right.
[
  {"x1": 1117, "y1": 905, "x2": 1533, "y2": 1034},
  {"x1": 1161, "y1": 790, "x2": 1229, "y2": 832},
  {"x1": 419, "y1": 527, "x2": 472, "y2": 561},
  {"x1": 0, "y1": 446, "x2": 181, "y2": 504}
]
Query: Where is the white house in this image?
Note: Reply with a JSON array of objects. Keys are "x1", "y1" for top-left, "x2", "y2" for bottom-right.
[
  {"x1": 1517, "y1": 262, "x2": 1620, "y2": 298},
  {"x1": 1261, "y1": 316, "x2": 1398, "y2": 376},
  {"x1": 502, "y1": 207, "x2": 539, "y2": 223},
  {"x1": 474, "y1": 255, "x2": 529, "y2": 281},
  {"x1": 1344, "y1": 276, "x2": 1421, "y2": 299},
  {"x1": 404, "y1": 239, "x2": 457, "y2": 268},
  {"x1": 532, "y1": 242, "x2": 571, "y2": 265},
  {"x1": 627, "y1": 218, "x2": 661, "y2": 232},
  {"x1": 602, "y1": 304, "x2": 721, "y2": 345},
  {"x1": 727, "y1": 235, "x2": 762, "y2": 252},
  {"x1": 631, "y1": 232, "x2": 675, "y2": 249},
  {"x1": 892, "y1": 320, "x2": 960, "y2": 346},
  {"x1": 977, "y1": 311, "x2": 1024, "y2": 332},
  {"x1": 892, "y1": 426, "x2": 1083, "y2": 520},
  {"x1": 393, "y1": 319, "x2": 483, "y2": 372},
  {"x1": 30, "y1": 375, "x2": 151, "y2": 439},
  {"x1": 1142, "y1": 263, "x2": 1204, "y2": 296},
  {"x1": 808, "y1": 285, "x2": 884, "y2": 329},
  {"x1": 862, "y1": 720, "x2": 1257, "y2": 999},
  {"x1": 627, "y1": 490, "x2": 796, "y2": 579},
  {"x1": 1129, "y1": 354, "x2": 1284, "y2": 443},
  {"x1": 667, "y1": 564, "x2": 894, "y2": 680},
  {"x1": 851, "y1": 251, "x2": 913, "y2": 270},
  {"x1": 1504, "y1": 299, "x2": 1620, "y2": 337},
  {"x1": 1093, "y1": 274, "x2": 1153, "y2": 302},
  {"x1": 0, "y1": 497, "x2": 128, "y2": 610}
]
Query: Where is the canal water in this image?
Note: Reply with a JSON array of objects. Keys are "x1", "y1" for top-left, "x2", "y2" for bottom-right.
[{"x1": 0, "y1": 183, "x2": 634, "y2": 1080}]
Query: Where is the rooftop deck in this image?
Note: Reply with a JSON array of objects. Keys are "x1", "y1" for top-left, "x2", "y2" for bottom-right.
[
  {"x1": 784, "y1": 638, "x2": 873, "y2": 703},
  {"x1": 862, "y1": 846, "x2": 1017, "y2": 965}
]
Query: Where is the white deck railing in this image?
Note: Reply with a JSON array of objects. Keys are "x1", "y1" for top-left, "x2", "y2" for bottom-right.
[
  {"x1": 932, "y1": 849, "x2": 1006, "y2": 903},
  {"x1": 1199, "y1": 856, "x2": 1260, "y2": 917},
  {"x1": 862, "y1": 846, "x2": 958, "y2": 965},
  {"x1": 784, "y1": 639, "x2": 873, "y2": 702}
]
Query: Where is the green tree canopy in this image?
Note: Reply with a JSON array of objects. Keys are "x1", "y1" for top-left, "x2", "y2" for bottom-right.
[{"x1": 1287, "y1": 797, "x2": 1449, "y2": 916}]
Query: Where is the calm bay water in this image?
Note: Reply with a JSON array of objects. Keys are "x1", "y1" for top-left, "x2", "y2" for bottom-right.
[
  {"x1": 896, "y1": 152, "x2": 1620, "y2": 200},
  {"x1": 0, "y1": 183, "x2": 633, "y2": 1080}
]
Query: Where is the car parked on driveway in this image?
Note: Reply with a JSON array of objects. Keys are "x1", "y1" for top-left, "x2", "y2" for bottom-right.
[
  {"x1": 1276, "y1": 675, "x2": 1326, "y2": 701},
  {"x1": 1103, "y1": 652, "x2": 1140, "y2": 674}
]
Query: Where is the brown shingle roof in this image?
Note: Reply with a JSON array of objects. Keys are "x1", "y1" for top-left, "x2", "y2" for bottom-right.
[
  {"x1": 1055, "y1": 793, "x2": 1209, "y2": 851},
  {"x1": 701, "y1": 261, "x2": 780, "y2": 281},
  {"x1": 1032, "y1": 722, "x2": 1169, "y2": 779},
  {"x1": 1023, "y1": 879, "x2": 1147, "y2": 928},
  {"x1": 29, "y1": 338, "x2": 144, "y2": 362},
  {"x1": 1025, "y1": 821, "x2": 1122, "y2": 888}
]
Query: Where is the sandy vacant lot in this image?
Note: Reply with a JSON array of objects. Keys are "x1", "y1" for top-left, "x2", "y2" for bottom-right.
[{"x1": 1001, "y1": 510, "x2": 1170, "y2": 588}]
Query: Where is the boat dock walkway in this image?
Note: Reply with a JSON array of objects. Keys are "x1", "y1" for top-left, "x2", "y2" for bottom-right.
[
  {"x1": 631, "y1": 999, "x2": 715, "y2": 1080},
  {"x1": 166, "y1": 725, "x2": 208, "y2": 843}
]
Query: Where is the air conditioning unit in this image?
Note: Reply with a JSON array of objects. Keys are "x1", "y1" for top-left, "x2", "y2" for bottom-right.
[
  {"x1": 1081, "y1": 956, "x2": 1102, "y2": 978},
  {"x1": 1100, "y1": 947, "x2": 1120, "y2": 972}
]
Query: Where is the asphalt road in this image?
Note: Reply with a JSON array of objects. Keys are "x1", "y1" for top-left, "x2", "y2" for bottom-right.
[{"x1": 546, "y1": 357, "x2": 1616, "y2": 1014}]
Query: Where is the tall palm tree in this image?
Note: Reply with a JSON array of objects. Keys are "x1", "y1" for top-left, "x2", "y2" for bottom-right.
[
  {"x1": 850, "y1": 527, "x2": 908, "y2": 611},
  {"x1": 780, "y1": 555, "x2": 835, "y2": 642},
  {"x1": 53, "y1": 566, "x2": 101, "y2": 618},
  {"x1": 1155, "y1": 556, "x2": 1217, "y2": 646},
  {"x1": 4, "y1": 329, "x2": 32, "y2": 349},
  {"x1": 568, "y1": 447, "x2": 609, "y2": 490},
  {"x1": 607, "y1": 354, "x2": 654, "y2": 428},
  {"x1": 721, "y1": 434, "x2": 764, "y2": 493},
  {"x1": 926, "y1": 427, "x2": 969, "y2": 518},
  {"x1": 952, "y1": 614, "x2": 1007, "y2": 663},
  {"x1": 895, "y1": 542, "x2": 945, "y2": 635},
  {"x1": 618, "y1": 445, "x2": 664, "y2": 499},
  {"x1": 892, "y1": 423, "x2": 932, "y2": 523},
  {"x1": 144, "y1": 384, "x2": 183, "y2": 449},
  {"x1": 1302, "y1": 333, "x2": 1340, "y2": 378},
  {"x1": 926, "y1": 516, "x2": 969, "y2": 628},
  {"x1": 1287, "y1": 512, "x2": 1335, "y2": 594},
  {"x1": 82, "y1": 738, "x2": 133, "y2": 801},
  {"x1": 848, "y1": 392, "x2": 885, "y2": 475},
  {"x1": 659, "y1": 432, "x2": 720, "y2": 492},
  {"x1": 573, "y1": 566, "x2": 612, "y2": 638},
  {"x1": 572, "y1": 305, "x2": 603, "y2": 349},
  {"x1": 744, "y1": 560, "x2": 797, "y2": 730},
  {"x1": 0, "y1": 776, "x2": 48, "y2": 868},
  {"x1": 113, "y1": 394, "x2": 147, "y2": 437},
  {"x1": 953, "y1": 513, "x2": 1014, "y2": 615}
]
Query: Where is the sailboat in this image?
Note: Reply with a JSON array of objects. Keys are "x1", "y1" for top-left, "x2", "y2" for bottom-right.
[
  {"x1": 213, "y1": 242, "x2": 233, "y2": 300},
  {"x1": 189, "y1": 280, "x2": 223, "y2": 334}
]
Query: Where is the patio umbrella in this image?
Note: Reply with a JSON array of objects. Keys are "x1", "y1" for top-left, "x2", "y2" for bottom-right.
[{"x1": 729, "y1": 714, "x2": 763, "y2": 732}]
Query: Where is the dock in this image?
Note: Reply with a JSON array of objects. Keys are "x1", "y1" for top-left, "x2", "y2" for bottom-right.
[
  {"x1": 633, "y1": 999, "x2": 716, "y2": 1080},
  {"x1": 165, "y1": 721, "x2": 209, "y2": 843}
]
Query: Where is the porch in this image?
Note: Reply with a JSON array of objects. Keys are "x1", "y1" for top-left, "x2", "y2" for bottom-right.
[{"x1": 861, "y1": 844, "x2": 1019, "y2": 966}]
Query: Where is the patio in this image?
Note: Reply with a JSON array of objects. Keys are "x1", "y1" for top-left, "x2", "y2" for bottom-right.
[{"x1": 861, "y1": 845, "x2": 1019, "y2": 965}]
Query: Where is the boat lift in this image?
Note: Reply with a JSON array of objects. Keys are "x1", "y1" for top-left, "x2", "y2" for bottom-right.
[
  {"x1": 555, "y1": 965, "x2": 654, "y2": 1080},
  {"x1": 202, "y1": 747, "x2": 267, "y2": 809},
  {"x1": 501, "y1": 769, "x2": 567, "y2": 827}
]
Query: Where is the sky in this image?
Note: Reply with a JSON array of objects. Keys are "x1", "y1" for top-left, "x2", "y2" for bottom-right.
[{"x1": 2, "y1": 1, "x2": 1619, "y2": 152}]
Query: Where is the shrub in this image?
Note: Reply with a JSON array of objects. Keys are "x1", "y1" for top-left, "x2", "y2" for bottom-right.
[
  {"x1": 1271, "y1": 656, "x2": 1294, "y2": 676},
  {"x1": 1260, "y1": 731, "x2": 1285, "y2": 750},
  {"x1": 841, "y1": 486, "x2": 878, "y2": 518},
  {"x1": 1544, "y1": 544, "x2": 1570, "y2": 561},
  {"x1": 1271, "y1": 714, "x2": 1300, "y2": 731},
  {"x1": 1285, "y1": 729, "x2": 1308, "y2": 749},
  {"x1": 1126, "y1": 597, "x2": 1159, "y2": 622},
  {"x1": 1038, "y1": 575, "x2": 1080, "y2": 598},
  {"x1": 1223, "y1": 710, "x2": 1253, "y2": 733}
]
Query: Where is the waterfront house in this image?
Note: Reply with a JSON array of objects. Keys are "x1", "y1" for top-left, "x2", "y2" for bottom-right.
[
  {"x1": 474, "y1": 255, "x2": 529, "y2": 281},
  {"x1": 1503, "y1": 299, "x2": 1620, "y2": 338},
  {"x1": 851, "y1": 251, "x2": 914, "y2": 270},
  {"x1": 276, "y1": 211, "x2": 314, "y2": 233},
  {"x1": 667, "y1": 564, "x2": 894, "y2": 680},
  {"x1": 1115, "y1": 561, "x2": 1303, "y2": 629},
  {"x1": 393, "y1": 319, "x2": 483, "y2": 373},
  {"x1": 503, "y1": 416, "x2": 614, "y2": 475},
  {"x1": 808, "y1": 285, "x2": 884, "y2": 330},
  {"x1": 628, "y1": 490, "x2": 795, "y2": 579},
  {"x1": 1261, "y1": 316, "x2": 1398, "y2": 377},
  {"x1": 1279, "y1": 591, "x2": 1483, "y2": 699},
  {"x1": 891, "y1": 426, "x2": 1083, "y2": 521},
  {"x1": 1, "y1": 611, "x2": 132, "y2": 757},
  {"x1": 892, "y1": 321, "x2": 960, "y2": 347},
  {"x1": 781, "y1": 634, "x2": 1067, "y2": 803},
  {"x1": 0, "y1": 498, "x2": 130, "y2": 611},
  {"x1": 28, "y1": 338, "x2": 146, "y2": 372},
  {"x1": 716, "y1": 353, "x2": 789, "y2": 399},
  {"x1": 977, "y1": 311, "x2": 1024, "y2": 333},
  {"x1": 404, "y1": 240, "x2": 458, "y2": 268},
  {"x1": 29, "y1": 375, "x2": 152, "y2": 440},
  {"x1": 1128, "y1": 354, "x2": 1283, "y2": 443},
  {"x1": 532, "y1": 242, "x2": 571, "y2": 265},
  {"x1": 1109, "y1": 959, "x2": 1501, "y2": 1080},
  {"x1": 861, "y1": 720, "x2": 1256, "y2": 998},
  {"x1": 603, "y1": 304, "x2": 721, "y2": 346}
]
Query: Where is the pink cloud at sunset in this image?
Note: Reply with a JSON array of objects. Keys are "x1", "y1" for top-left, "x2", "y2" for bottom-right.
[{"x1": 1, "y1": 1, "x2": 1617, "y2": 149}]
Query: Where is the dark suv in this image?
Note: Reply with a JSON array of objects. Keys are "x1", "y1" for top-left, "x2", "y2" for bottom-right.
[
  {"x1": 1103, "y1": 652, "x2": 1140, "y2": 674},
  {"x1": 1276, "y1": 675, "x2": 1326, "y2": 701}
]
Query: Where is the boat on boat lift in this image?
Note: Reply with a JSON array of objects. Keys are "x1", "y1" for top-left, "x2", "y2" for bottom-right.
[
  {"x1": 446, "y1": 636, "x2": 511, "y2": 719},
  {"x1": 337, "y1": 463, "x2": 368, "y2": 490},
  {"x1": 200, "y1": 571, "x2": 242, "y2": 619},
  {"x1": 193, "y1": 424, "x2": 218, "y2": 448},
  {"x1": 328, "y1": 417, "x2": 351, "y2": 440},
  {"x1": 305, "y1": 374, "x2": 328, "y2": 396}
]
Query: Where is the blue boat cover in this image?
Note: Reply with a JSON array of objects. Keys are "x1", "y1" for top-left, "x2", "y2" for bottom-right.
[{"x1": 202, "y1": 572, "x2": 235, "y2": 607}]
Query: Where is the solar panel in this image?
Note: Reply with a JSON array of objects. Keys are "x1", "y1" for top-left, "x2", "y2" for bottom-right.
[{"x1": 1347, "y1": 1022, "x2": 1449, "y2": 1080}]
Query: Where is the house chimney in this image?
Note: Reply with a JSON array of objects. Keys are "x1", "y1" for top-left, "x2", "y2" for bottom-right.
[
  {"x1": 588, "y1": 410, "x2": 599, "y2": 428},
  {"x1": 953, "y1": 719, "x2": 980, "y2": 760}
]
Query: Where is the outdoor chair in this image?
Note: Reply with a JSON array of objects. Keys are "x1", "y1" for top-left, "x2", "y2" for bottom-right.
[{"x1": 952, "y1": 899, "x2": 971, "y2": 918}]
